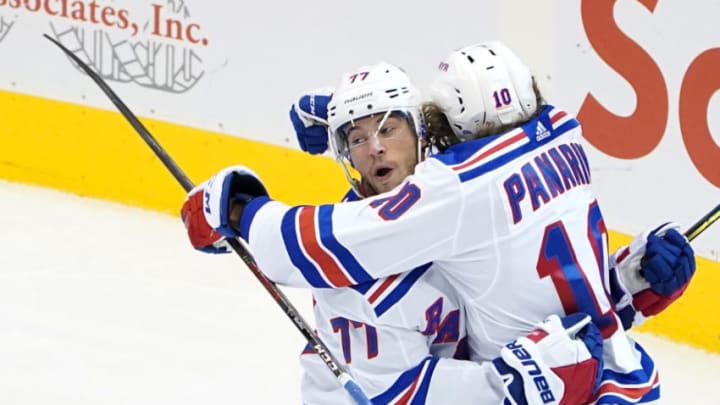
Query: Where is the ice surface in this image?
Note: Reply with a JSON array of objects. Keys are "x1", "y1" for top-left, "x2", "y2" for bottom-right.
[{"x1": 1, "y1": 180, "x2": 718, "y2": 404}]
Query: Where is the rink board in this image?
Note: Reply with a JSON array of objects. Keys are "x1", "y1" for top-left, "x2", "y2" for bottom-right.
[{"x1": 2, "y1": 89, "x2": 718, "y2": 354}]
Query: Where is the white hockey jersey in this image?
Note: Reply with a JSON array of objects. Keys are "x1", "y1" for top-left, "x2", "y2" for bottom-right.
[
  {"x1": 240, "y1": 106, "x2": 659, "y2": 404},
  {"x1": 300, "y1": 262, "x2": 523, "y2": 404},
  {"x1": 300, "y1": 191, "x2": 542, "y2": 404}
]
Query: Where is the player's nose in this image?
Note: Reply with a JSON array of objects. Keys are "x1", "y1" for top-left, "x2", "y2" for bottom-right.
[{"x1": 368, "y1": 134, "x2": 385, "y2": 155}]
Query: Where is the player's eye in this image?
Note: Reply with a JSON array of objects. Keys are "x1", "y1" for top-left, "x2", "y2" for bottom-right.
[
  {"x1": 378, "y1": 125, "x2": 395, "y2": 137},
  {"x1": 349, "y1": 134, "x2": 368, "y2": 146}
]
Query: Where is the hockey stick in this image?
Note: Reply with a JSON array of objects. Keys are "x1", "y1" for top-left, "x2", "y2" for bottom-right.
[
  {"x1": 43, "y1": 34, "x2": 373, "y2": 405},
  {"x1": 684, "y1": 203, "x2": 720, "y2": 242}
]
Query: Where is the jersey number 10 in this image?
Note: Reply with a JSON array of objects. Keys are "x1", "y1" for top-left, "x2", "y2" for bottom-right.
[{"x1": 536, "y1": 200, "x2": 619, "y2": 338}]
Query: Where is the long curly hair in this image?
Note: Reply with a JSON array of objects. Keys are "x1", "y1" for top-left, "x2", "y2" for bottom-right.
[{"x1": 422, "y1": 102, "x2": 461, "y2": 153}]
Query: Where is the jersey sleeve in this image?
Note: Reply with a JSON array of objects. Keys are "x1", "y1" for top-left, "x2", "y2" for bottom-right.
[
  {"x1": 299, "y1": 288, "x2": 511, "y2": 405},
  {"x1": 605, "y1": 245, "x2": 654, "y2": 330},
  {"x1": 605, "y1": 246, "x2": 635, "y2": 329},
  {"x1": 300, "y1": 353, "x2": 509, "y2": 405},
  {"x1": 239, "y1": 163, "x2": 465, "y2": 288}
]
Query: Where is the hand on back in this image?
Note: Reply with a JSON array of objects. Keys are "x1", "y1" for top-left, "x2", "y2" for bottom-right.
[{"x1": 289, "y1": 88, "x2": 332, "y2": 154}]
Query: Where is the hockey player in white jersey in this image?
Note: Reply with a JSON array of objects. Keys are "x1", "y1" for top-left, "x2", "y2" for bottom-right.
[
  {"x1": 182, "y1": 62, "x2": 605, "y2": 404},
  {"x1": 299, "y1": 244, "x2": 604, "y2": 404},
  {"x1": 286, "y1": 55, "x2": 693, "y2": 404},
  {"x1": 182, "y1": 42, "x2": 695, "y2": 404}
]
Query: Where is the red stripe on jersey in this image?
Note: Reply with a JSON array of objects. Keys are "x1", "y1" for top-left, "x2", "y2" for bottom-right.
[
  {"x1": 298, "y1": 207, "x2": 352, "y2": 287},
  {"x1": 394, "y1": 369, "x2": 424, "y2": 405},
  {"x1": 593, "y1": 370, "x2": 659, "y2": 401},
  {"x1": 368, "y1": 274, "x2": 400, "y2": 304},
  {"x1": 550, "y1": 110, "x2": 568, "y2": 124},
  {"x1": 452, "y1": 131, "x2": 527, "y2": 172},
  {"x1": 615, "y1": 246, "x2": 631, "y2": 263}
]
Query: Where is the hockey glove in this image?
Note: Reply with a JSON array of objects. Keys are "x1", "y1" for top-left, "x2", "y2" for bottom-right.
[
  {"x1": 181, "y1": 165, "x2": 268, "y2": 253},
  {"x1": 181, "y1": 184, "x2": 230, "y2": 254},
  {"x1": 492, "y1": 313, "x2": 603, "y2": 405},
  {"x1": 289, "y1": 88, "x2": 332, "y2": 154},
  {"x1": 608, "y1": 222, "x2": 696, "y2": 328}
]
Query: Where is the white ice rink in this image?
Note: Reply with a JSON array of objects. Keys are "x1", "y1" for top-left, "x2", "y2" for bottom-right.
[{"x1": 1, "y1": 179, "x2": 719, "y2": 404}]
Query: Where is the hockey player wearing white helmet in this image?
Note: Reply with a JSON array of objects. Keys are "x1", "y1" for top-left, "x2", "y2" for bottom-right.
[
  {"x1": 429, "y1": 41, "x2": 540, "y2": 140},
  {"x1": 182, "y1": 61, "x2": 606, "y2": 405},
  {"x1": 424, "y1": 41, "x2": 695, "y2": 331},
  {"x1": 326, "y1": 62, "x2": 426, "y2": 195},
  {"x1": 297, "y1": 62, "x2": 604, "y2": 405},
  {"x1": 181, "y1": 42, "x2": 695, "y2": 404}
]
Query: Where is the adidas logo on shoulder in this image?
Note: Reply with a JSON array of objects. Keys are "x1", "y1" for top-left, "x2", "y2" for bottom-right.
[{"x1": 535, "y1": 121, "x2": 551, "y2": 141}]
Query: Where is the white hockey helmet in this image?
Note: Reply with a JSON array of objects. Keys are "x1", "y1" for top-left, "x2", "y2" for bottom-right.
[
  {"x1": 428, "y1": 41, "x2": 537, "y2": 140},
  {"x1": 327, "y1": 62, "x2": 425, "y2": 161}
]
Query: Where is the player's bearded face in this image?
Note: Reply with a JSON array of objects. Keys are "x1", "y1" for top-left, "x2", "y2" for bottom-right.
[{"x1": 345, "y1": 112, "x2": 418, "y2": 194}]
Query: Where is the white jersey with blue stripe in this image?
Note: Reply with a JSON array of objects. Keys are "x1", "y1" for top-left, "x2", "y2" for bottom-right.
[
  {"x1": 300, "y1": 192, "x2": 521, "y2": 404},
  {"x1": 242, "y1": 105, "x2": 659, "y2": 404},
  {"x1": 300, "y1": 265, "x2": 522, "y2": 404}
]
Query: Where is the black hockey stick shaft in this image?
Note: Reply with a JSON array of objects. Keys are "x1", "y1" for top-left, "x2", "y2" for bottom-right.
[
  {"x1": 44, "y1": 34, "x2": 372, "y2": 405},
  {"x1": 684, "y1": 203, "x2": 720, "y2": 242}
]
